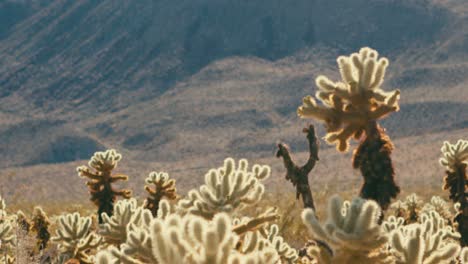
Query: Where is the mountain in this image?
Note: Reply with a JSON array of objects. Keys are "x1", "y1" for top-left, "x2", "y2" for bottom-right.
[{"x1": 0, "y1": 0, "x2": 466, "y2": 202}]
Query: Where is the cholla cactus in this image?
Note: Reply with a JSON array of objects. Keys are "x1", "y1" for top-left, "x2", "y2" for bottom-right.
[
  {"x1": 390, "y1": 200, "x2": 407, "y2": 219},
  {"x1": 0, "y1": 255, "x2": 15, "y2": 264},
  {"x1": 31, "y1": 206, "x2": 50, "y2": 251},
  {"x1": 421, "y1": 196, "x2": 453, "y2": 224},
  {"x1": 77, "y1": 149, "x2": 132, "y2": 223},
  {"x1": 16, "y1": 210, "x2": 31, "y2": 233},
  {"x1": 440, "y1": 140, "x2": 468, "y2": 246},
  {"x1": 99, "y1": 213, "x2": 237, "y2": 264},
  {"x1": 389, "y1": 210, "x2": 461, "y2": 264},
  {"x1": 297, "y1": 47, "x2": 400, "y2": 211},
  {"x1": 382, "y1": 216, "x2": 405, "y2": 233},
  {"x1": 151, "y1": 213, "x2": 237, "y2": 263},
  {"x1": 302, "y1": 195, "x2": 393, "y2": 263},
  {"x1": 100, "y1": 198, "x2": 147, "y2": 245},
  {"x1": 266, "y1": 224, "x2": 298, "y2": 263},
  {"x1": 404, "y1": 194, "x2": 424, "y2": 224},
  {"x1": 460, "y1": 247, "x2": 468, "y2": 263},
  {"x1": 0, "y1": 195, "x2": 5, "y2": 222},
  {"x1": 177, "y1": 158, "x2": 271, "y2": 219},
  {"x1": 51, "y1": 212, "x2": 102, "y2": 264},
  {"x1": 0, "y1": 217, "x2": 15, "y2": 249},
  {"x1": 143, "y1": 172, "x2": 177, "y2": 217},
  {"x1": 101, "y1": 200, "x2": 170, "y2": 263}
]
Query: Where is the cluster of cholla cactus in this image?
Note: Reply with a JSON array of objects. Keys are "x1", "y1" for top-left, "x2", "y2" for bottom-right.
[
  {"x1": 2, "y1": 47, "x2": 468, "y2": 264},
  {"x1": 440, "y1": 140, "x2": 468, "y2": 246},
  {"x1": 297, "y1": 47, "x2": 400, "y2": 211},
  {"x1": 77, "y1": 149, "x2": 132, "y2": 223}
]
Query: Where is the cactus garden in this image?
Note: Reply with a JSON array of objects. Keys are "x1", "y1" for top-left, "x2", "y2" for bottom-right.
[{"x1": 0, "y1": 46, "x2": 466, "y2": 264}]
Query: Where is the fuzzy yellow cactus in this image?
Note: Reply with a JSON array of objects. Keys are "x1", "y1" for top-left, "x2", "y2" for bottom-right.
[
  {"x1": 298, "y1": 47, "x2": 400, "y2": 211},
  {"x1": 143, "y1": 171, "x2": 177, "y2": 217},
  {"x1": 77, "y1": 149, "x2": 132, "y2": 223},
  {"x1": 301, "y1": 195, "x2": 393, "y2": 263},
  {"x1": 389, "y1": 210, "x2": 461, "y2": 264},
  {"x1": 177, "y1": 158, "x2": 271, "y2": 219},
  {"x1": 51, "y1": 212, "x2": 102, "y2": 264},
  {"x1": 440, "y1": 139, "x2": 467, "y2": 246}
]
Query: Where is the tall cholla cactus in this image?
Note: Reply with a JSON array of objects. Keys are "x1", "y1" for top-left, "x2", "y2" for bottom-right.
[
  {"x1": 297, "y1": 47, "x2": 400, "y2": 211},
  {"x1": 440, "y1": 139, "x2": 468, "y2": 246},
  {"x1": 51, "y1": 212, "x2": 102, "y2": 264},
  {"x1": 388, "y1": 210, "x2": 461, "y2": 264},
  {"x1": 301, "y1": 195, "x2": 393, "y2": 263},
  {"x1": 177, "y1": 158, "x2": 270, "y2": 219},
  {"x1": 31, "y1": 206, "x2": 50, "y2": 251},
  {"x1": 77, "y1": 149, "x2": 132, "y2": 223},
  {"x1": 144, "y1": 172, "x2": 177, "y2": 217}
]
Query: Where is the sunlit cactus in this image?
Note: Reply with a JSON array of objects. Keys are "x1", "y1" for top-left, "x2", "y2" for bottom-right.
[
  {"x1": 266, "y1": 224, "x2": 299, "y2": 263},
  {"x1": 31, "y1": 206, "x2": 50, "y2": 251},
  {"x1": 460, "y1": 247, "x2": 468, "y2": 263},
  {"x1": 77, "y1": 149, "x2": 132, "y2": 223},
  {"x1": 16, "y1": 210, "x2": 31, "y2": 233},
  {"x1": 0, "y1": 255, "x2": 15, "y2": 264},
  {"x1": 301, "y1": 195, "x2": 393, "y2": 263},
  {"x1": 403, "y1": 194, "x2": 424, "y2": 224},
  {"x1": 143, "y1": 171, "x2": 177, "y2": 217},
  {"x1": 440, "y1": 139, "x2": 468, "y2": 246},
  {"x1": 297, "y1": 47, "x2": 400, "y2": 211},
  {"x1": 382, "y1": 216, "x2": 405, "y2": 233},
  {"x1": 389, "y1": 210, "x2": 461, "y2": 264},
  {"x1": 0, "y1": 195, "x2": 6, "y2": 223},
  {"x1": 51, "y1": 212, "x2": 102, "y2": 264},
  {"x1": 177, "y1": 157, "x2": 270, "y2": 219},
  {"x1": 421, "y1": 196, "x2": 453, "y2": 224},
  {"x1": 100, "y1": 198, "x2": 148, "y2": 245},
  {"x1": 0, "y1": 217, "x2": 15, "y2": 250}
]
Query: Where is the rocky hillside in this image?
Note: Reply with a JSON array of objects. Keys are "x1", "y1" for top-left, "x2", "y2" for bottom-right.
[{"x1": 0, "y1": 0, "x2": 466, "y2": 198}]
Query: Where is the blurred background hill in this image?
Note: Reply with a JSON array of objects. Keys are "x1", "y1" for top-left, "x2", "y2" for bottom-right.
[{"x1": 0, "y1": 0, "x2": 466, "y2": 203}]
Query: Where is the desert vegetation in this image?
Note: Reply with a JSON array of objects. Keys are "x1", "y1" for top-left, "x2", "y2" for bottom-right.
[{"x1": 0, "y1": 47, "x2": 466, "y2": 264}]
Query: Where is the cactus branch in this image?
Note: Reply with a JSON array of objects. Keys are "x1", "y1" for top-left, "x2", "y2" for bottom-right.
[{"x1": 276, "y1": 124, "x2": 319, "y2": 210}]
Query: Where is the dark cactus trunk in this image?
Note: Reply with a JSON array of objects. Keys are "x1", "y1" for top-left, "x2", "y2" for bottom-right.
[
  {"x1": 352, "y1": 121, "x2": 400, "y2": 213},
  {"x1": 444, "y1": 163, "x2": 467, "y2": 246}
]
